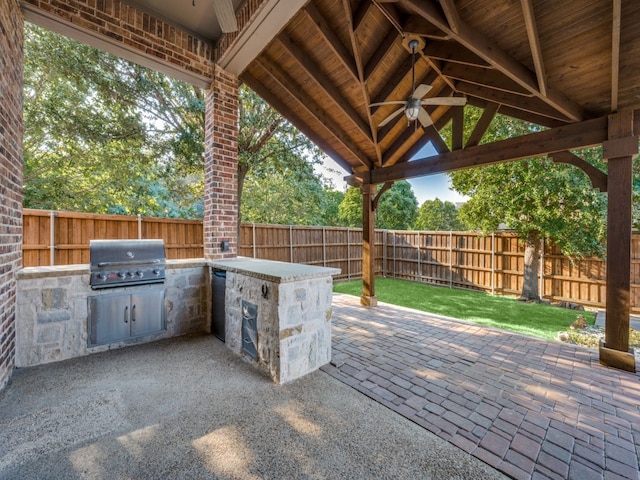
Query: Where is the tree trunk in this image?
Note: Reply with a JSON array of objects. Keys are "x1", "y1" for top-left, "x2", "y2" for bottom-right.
[
  {"x1": 237, "y1": 163, "x2": 249, "y2": 235},
  {"x1": 520, "y1": 231, "x2": 541, "y2": 301}
]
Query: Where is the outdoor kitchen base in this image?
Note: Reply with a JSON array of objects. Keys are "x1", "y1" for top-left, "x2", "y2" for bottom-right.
[{"x1": 211, "y1": 258, "x2": 340, "y2": 384}]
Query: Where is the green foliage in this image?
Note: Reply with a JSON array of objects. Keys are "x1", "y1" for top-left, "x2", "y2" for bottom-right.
[
  {"x1": 415, "y1": 198, "x2": 466, "y2": 231},
  {"x1": 447, "y1": 112, "x2": 607, "y2": 260},
  {"x1": 334, "y1": 278, "x2": 595, "y2": 341},
  {"x1": 337, "y1": 181, "x2": 418, "y2": 229}
]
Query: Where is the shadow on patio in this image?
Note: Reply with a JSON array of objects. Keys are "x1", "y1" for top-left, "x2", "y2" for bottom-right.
[{"x1": 0, "y1": 330, "x2": 504, "y2": 479}]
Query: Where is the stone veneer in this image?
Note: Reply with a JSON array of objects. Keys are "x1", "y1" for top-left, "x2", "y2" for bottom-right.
[
  {"x1": 15, "y1": 260, "x2": 209, "y2": 367},
  {"x1": 0, "y1": 0, "x2": 24, "y2": 391},
  {"x1": 212, "y1": 258, "x2": 339, "y2": 384}
]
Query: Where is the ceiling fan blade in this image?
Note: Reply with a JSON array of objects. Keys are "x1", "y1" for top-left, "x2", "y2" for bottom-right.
[
  {"x1": 422, "y1": 97, "x2": 467, "y2": 106},
  {"x1": 213, "y1": 0, "x2": 238, "y2": 33},
  {"x1": 418, "y1": 108, "x2": 433, "y2": 128},
  {"x1": 378, "y1": 107, "x2": 406, "y2": 128},
  {"x1": 412, "y1": 84, "x2": 433, "y2": 99},
  {"x1": 369, "y1": 100, "x2": 407, "y2": 108}
]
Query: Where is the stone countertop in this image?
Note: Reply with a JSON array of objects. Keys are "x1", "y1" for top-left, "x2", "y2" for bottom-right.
[
  {"x1": 17, "y1": 259, "x2": 208, "y2": 279},
  {"x1": 210, "y1": 257, "x2": 341, "y2": 283}
]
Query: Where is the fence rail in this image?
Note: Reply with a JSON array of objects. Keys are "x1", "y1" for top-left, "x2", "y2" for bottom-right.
[{"x1": 22, "y1": 209, "x2": 640, "y2": 312}]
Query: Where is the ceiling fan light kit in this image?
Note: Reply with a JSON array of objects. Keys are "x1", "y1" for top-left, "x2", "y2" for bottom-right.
[{"x1": 370, "y1": 35, "x2": 466, "y2": 129}]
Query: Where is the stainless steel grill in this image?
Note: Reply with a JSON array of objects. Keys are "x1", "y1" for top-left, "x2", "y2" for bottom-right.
[{"x1": 89, "y1": 239, "x2": 166, "y2": 289}]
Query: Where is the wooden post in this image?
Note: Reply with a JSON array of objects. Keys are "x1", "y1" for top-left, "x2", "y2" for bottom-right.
[
  {"x1": 361, "y1": 183, "x2": 377, "y2": 306},
  {"x1": 600, "y1": 111, "x2": 637, "y2": 372}
]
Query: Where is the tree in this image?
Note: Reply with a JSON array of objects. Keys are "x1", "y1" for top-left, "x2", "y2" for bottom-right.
[
  {"x1": 447, "y1": 110, "x2": 607, "y2": 300},
  {"x1": 415, "y1": 198, "x2": 465, "y2": 230},
  {"x1": 337, "y1": 181, "x2": 418, "y2": 230}
]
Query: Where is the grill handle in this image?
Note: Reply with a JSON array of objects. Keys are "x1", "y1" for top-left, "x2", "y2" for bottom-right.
[
  {"x1": 124, "y1": 305, "x2": 129, "y2": 324},
  {"x1": 97, "y1": 259, "x2": 162, "y2": 267}
]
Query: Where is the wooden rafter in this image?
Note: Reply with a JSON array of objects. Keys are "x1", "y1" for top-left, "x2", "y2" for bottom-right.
[
  {"x1": 275, "y1": 34, "x2": 373, "y2": 143},
  {"x1": 465, "y1": 102, "x2": 499, "y2": 147},
  {"x1": 346, "y1": 115, "x2": 613, "y2": 185},
  {"x1": 611, "y1": 0, "x2": 621, "y2": 111},
  {"x1": 452, "y1": 103, "x2": 464, "y2": 150},
  {"x1": 442, "y1": 63, "x2": 530, "y2": 96},
  {"x1": 303, "y1": 3, "x2": 359, "y2": 83},
  {"x1": 342, "y1": 0, "x2": 383, "y2": 165},
  {"x1": 422, "y1": 40, "x2": 490, "y2": 67},
  {"x1": 439, "y1": 0, "x2": 461, "y2": 33},
  {"x1": 241, "y1": 72, "x2": 353, "y2": 172},
  {"x1": 254, "y1": 57, "x2": 372, "y2": 169},
  {"x1": 364, "y1": 28, "x2": 398, "y2": 83},
  {"x1": 399, "y1": 0, "x2": 587, "y2": 121},
  {"x1": 353, "y1": 0, "x2": 374, "y2": 32},
  {"x1": 520, "y1": 0, "x2": 547, "y2": 96}
]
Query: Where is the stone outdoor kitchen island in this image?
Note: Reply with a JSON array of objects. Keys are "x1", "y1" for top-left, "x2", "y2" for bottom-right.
[{"x1": 211, "y1": 258, "x2": 339, "y2": 384}]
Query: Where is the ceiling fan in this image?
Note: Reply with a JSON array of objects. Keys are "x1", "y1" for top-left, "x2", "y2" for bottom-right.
[
  {"x1": 370, "y1": 38, "x2": 466, "y2": 128},
  {"x1": 193, "y1": 0, "x2": 238, "y2": 33}
]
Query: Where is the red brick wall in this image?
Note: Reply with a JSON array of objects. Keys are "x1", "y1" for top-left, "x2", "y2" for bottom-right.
[
  {"x1": 0, "y1": 0, "x2": 24, "y2": 391},
  {"x1": 204, "y1": 65, "x2": 238, "y2": 260},
  {"x1": 22, "y1": 0, "x2": 214, "y2": 80}
]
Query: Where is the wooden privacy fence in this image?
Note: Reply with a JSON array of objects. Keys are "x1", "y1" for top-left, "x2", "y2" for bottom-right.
[
  {"x1": 22, "y1": 209, "x2": 203, "y2": 266},
  {"x1": 21, "y1": 210, "x2": 640, "y2": 312}
]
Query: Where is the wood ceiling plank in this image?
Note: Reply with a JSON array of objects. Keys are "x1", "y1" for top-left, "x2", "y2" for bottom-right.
[
  {"x1": 303, "y1": 2, "x2": 360, "y2": 82},
  {"x1": 364, "y1": 28, "x2": 399, "y2": 83},
  {"x1": 422, "y1": 39, "x2": 490, "y2": 67},
  {"x1": 254, "y1": 57, "x2": 373, "y2": 169},
  {"x1": 400, "y1": 0, "x2": 587, "y2": 121},
  {"x1": 241, "y1": 71, "x2": 353, "y2": 172},
  {"x1": 353, "y1": 0, "x2": 374, "y2": 32},
  {"x1": 276, "y1": 34, "x2": 373, "y2": 142},
  {"x1": 520, "y1": 0, "x2": 547, "y2": 96},
  {"x1": 612, "y1": 0, "x2": 621, "y2": 111}
]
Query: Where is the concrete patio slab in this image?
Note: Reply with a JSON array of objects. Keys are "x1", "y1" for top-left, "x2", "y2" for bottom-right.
[
  {"x1": 322, "y1": 294, "x2": 640, "y2": 480},
  {"x1": 0, "y1": 332, "x2": 505, "y2": 480}
]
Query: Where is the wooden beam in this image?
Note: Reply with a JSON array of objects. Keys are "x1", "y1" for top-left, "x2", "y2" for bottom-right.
[
  {"x1": 345, "y1": 115, "x2": 611, "y2": 186},
  {"x1": 399, "y1": 0, "x2": 587, "y2": 121},
  {"x1": 602, "y1": 110, "x2": 635, "y2": 371},
  {"x1": 439, "y1": 0, "x2": 461, "y2": 33},
  {"x1": 520, "y1": 0, "x2": 547, "y2": 96},
  {"x1": 403, "y1": 15, "x2": 449, "y2": 39},
  {"x1": 452, "y1": 103, "x2": 463, "y2": 150},
  {"x1": 550, "y1": 151, "x2": 608, "y2": 192},
  {"x1": 456, "y1": 82, "x2": 572, "y2": 123},
  {"x1": 466, "y1": 103, "x2": 499, "y2": 147},
  {"x1": 254, "y1": 58, "x2": 372, "y2": 169},
  {"x1": 242, "y1": 71, "x2": 352, "y2": 173},
  {"x1": 276, "y1": 35, "x2": 373, "y2": 142},
  {"x1": 372, "y1": 181, "x2": 394, "y2": 210},
  {"x1": 442, "y1": 63, "x2": 530, "y2": 96},
  {"x1": 611, "y1": 0, "x2": 621, "y2": 111},
  {"x1": 353, "y1": 0, "x2": 373, "y2": 32},
  {"x1": 422, "y1": 39, "x2": 490, "y2": 67},
  {"x1": 361, "y1": 183, "x2": 378, "y2": 306},
  {"x1": 303, "y1": 3, "x2": 359, "y2": 82}
]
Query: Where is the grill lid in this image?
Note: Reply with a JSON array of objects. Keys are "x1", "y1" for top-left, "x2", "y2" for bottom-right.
[{"x1": 89, "y1": 239, "x2": 166, "y2": 289}]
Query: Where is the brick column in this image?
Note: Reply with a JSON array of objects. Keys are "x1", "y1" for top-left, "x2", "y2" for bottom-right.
[
  {"x1": 0, "y1": 0, "x2": 24, "y2": 392},
  {"x1": 204, "y1": 65, "x2": 238, "y2": 260}
]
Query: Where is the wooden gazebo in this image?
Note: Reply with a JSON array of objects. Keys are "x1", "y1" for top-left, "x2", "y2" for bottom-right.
[{"x1": 1, "y1": 0, "x2": 639, "y2": 384}]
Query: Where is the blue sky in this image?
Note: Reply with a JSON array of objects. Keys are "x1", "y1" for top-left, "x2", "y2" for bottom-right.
[{"x1": 317, "y1": 141, "x2": 468, "y2": 205}]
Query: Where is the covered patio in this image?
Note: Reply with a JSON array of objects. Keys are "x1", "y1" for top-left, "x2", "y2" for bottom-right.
[{"x1": 1, "y1": 297, "x2": 639, "y2": 479}]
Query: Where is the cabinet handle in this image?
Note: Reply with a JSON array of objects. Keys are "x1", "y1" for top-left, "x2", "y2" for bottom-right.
[
  {"x1": 131, "y1": 304, "x2": 136, "y2": 322},
  {"x1": 124, "y1": 305, "x2": 129, "y2": 323}
]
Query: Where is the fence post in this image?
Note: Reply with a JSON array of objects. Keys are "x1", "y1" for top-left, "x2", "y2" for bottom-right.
[
  {"x1": 540, "y1": 237, "x2": 545, "y2": 299},
  {"x1": 393, "y1": 231, "x2": 397, "y2": 278},
  {"x1": 289, "y1": 225, "x2": 294, "y2": 263},
  {"x1": 322, "y1": 227, "x2": 326, "y2": 267},
  {"x1": 491, "y1": 232, "x2": 495, "y2": 295},
  {"x1": 449, "y1": 231, "x2": 453, "y2": 288},
  {"x1": 417, "y1": 231, "x2": 421, "y2": 282},
  {"x1": 137, "y1": 214, "x2": 142, "y2": 239},
  {"x1": 347, "y1": 227, "x2": 351, "y2": 281},
  {"x1": 252, "y1": 223, "x2": 257, "y2": 258},
  {"x1": 383, "y1": 230, "x2": 387, "y2": 277},
  {"x1": 49, "y1": 210, "x2": 56, "y2": 266}
]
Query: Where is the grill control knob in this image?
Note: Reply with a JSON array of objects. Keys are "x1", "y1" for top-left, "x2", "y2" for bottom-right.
[
  {"x1": 135, "y1": 271, "x2": 144, "y2": 277},
  {"x1": 118, "y1": 272, "x2": 127, "y2": 278},
  {"x1": 97, "y1": 273, "x2": 107, "y2": 281},
  {"x1": 152, "y1": 269, "x2": 161, "y2": 275}
]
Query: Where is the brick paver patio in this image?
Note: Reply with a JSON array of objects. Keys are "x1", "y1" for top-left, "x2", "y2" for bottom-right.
[{"x1": 321, "y1": 294, "x2": 640, "y2": 480}]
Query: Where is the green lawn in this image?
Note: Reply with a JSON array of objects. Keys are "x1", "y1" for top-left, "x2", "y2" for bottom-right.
[{"x1": 333, "y1": 278, "x2": 594, "y2": 341}]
